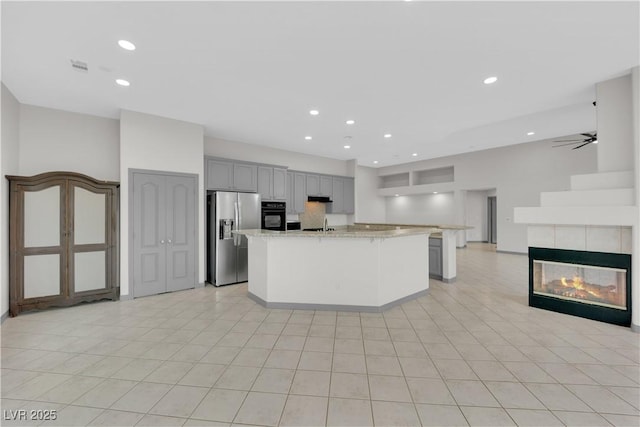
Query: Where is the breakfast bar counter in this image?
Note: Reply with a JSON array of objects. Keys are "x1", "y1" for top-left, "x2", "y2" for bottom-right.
[{"x1": 236, "y1": 227, "x2": 437, "y2": 311}]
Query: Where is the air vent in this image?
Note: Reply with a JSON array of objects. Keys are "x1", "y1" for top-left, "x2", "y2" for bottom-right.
[{"x1": 70, "y1": 59, "x2": 88, "y2": 72}]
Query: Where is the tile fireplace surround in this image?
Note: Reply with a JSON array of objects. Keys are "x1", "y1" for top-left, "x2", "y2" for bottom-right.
[{"x1": 529, "y1": 246, "x2": 632, "y2": 327}]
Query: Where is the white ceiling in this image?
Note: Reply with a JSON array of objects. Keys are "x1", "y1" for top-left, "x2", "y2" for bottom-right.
[{"x1": 2, "y1": 1, "x2": 638, "y2": 167}]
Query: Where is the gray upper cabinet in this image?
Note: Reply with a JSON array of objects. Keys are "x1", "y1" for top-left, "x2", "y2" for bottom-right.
[
  {"x1": 293, "y1": 173, "x2": 306, "y2": 213},
  {"x1": 320, "y1": 176, "x2": 333, "y2": 197},
  {"x1": 306, "y1": 174, "x2": 320, "y2": 196},
  {"x1": 344, "y1": 177, "x2": 354, "y2": 214},
  {"x1": 257, "y1": 166, "x2": 273, "y2": 200},
  {"x1": 206, "y1": 159, "x2": 257, "y2": 192},
  {"x1": 286, "y1": 172, "x2": 294, "y2": 213},
  {"x1": 258, "y1": 167, "x2": 287, "y2": 201},
  {"x1": 306, "y1": 174, "x2": 333, "y2": 197},
  {"x1": 331, "y1": 177, "x2": 345, "y2": 213},
  {"x1": 329, "y1": 177, "x2": 354, "y2": 214},
  {"x1": 273, "y1": 168, "x2": 287, "y2": 200},
  {"x1": 233, "y1": 163, "x2": 258, "y2": 192},
  {"x1": 207, "y1": 159, "x2": 233, "y2": 190}
]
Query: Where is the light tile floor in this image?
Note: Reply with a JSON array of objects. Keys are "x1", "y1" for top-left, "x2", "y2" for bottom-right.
[{"x1": 1, "y1": 243, "x2": 639, "y2": 426}]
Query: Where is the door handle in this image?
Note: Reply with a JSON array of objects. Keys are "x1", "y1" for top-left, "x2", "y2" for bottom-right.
[
  {"x1": 167, "y1": 239, "x2": 172, "y2": 244},
  {"x1": 160, "y1": 239, "x2": 165, "y2": 244},
  {"x1": 234, "y1": 202, "x2": 239, "y2": 246}
]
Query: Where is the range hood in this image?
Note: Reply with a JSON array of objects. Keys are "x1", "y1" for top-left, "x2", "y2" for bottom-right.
[{"x1": 308, "y1": 196, "x2": 333, "y2": 203}]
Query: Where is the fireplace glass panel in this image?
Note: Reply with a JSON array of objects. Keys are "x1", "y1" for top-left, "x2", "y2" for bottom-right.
[{"x1": 533, "y1": 260, "x2": 626, "y2": 310}]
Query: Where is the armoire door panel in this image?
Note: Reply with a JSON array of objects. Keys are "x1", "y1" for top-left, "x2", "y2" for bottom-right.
[
  {"x1": 74, "y1": 251, "x2": 106, "y2": 292},
  {"x1": 74, "y1": 187, "x2": 106, "y2": 245},
  {"x1": 133, "y1": 173, "x2": 167, "y2": 297},
  {"x1": 23, "y1": 254, "x2": 61, "y2": 299},
  {"x1": 24, "y1": 186, "x2": 61, "y2": 248}
]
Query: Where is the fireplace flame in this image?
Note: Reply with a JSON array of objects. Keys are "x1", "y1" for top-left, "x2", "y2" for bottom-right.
[{"x1": 559, "y1": 276, "x2": 613, "y2": 299}]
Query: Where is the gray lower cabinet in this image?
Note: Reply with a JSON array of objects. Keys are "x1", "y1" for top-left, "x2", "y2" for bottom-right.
[
  {"x1": 132, "y1": 171, "x2": 197, "y2": 297},
  {"x1": 258, "y1": 166, "x2": 287, "y2": 201},
  {"x1": 206, "y1": 159, "x2": 257, "y2": 192},
  {"x1": 429, "y1": 237, "x2": 443, "y2": 279}
]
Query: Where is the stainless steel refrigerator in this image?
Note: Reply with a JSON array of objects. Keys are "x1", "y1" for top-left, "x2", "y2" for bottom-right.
[{"x1": 207, "y1": 191, "x2": 261, "y2": 286}]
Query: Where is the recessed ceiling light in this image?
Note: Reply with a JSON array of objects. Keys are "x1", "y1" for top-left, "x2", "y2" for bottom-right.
[
  {"x1": 593, "y1": 139, "x2": 599, "y2": 144},
  {"x1": 394, "y1": 194, "x2": 399, "y2": 197},
  {"x1": 412, "y1": 153, "x2": 418, "y2": 157},
  {"x1": 343, "y1": 145, "x2": 351, "y2": 149},
  {"x1": 305, "y1": 136, "x2": 312, "y2": 140},
  {"x1": 483, "y1": 76, "x2": 498, "y2": 85},
  {"x1": 346, "y1": 120, "x2": 355, "y2": 125},
  {"x1": 118, "y1": 40, "x2": 136, "y2": 51},
  {"x1": 384, "y1": 134, "x2": 392, "y2": 138},
  {"x1": 527, "y1": 131, "x2": 535, "y2": 136},
  {"x1": 309, "y1": 110, "x2": 319, "y2": 116},
  {"x1": 115, "y1": 79, "x2": 130, "y2": 86},
  {"x1": 433, "y1": 192, "x2": 438, "y2": 194},
  {"x1": 373, "y1": 160, "x2": 379, "y2": 164}
]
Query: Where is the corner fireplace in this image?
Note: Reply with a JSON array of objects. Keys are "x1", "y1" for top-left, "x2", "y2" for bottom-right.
[{"x1": 529, "y1": 247, "x2": 631, "y2": 326}]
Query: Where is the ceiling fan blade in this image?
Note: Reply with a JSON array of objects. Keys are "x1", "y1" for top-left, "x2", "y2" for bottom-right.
[
  {"x1": 553, "y1": 141, "x2": 583, "y2": 147},
  {"x1": 581, "y1": 133, "x2": 596, "y2": 138},
  {"x1": 572, "y1": 141, "x2": 592, "y2": 149},
  {"x1": 553, "y1": 139, "x2": 584, "y2": 143}
]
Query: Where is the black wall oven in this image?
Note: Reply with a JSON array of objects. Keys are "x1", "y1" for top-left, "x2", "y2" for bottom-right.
[{"x1": 261, "y1": 201, "x2": 286, "y2": 231}]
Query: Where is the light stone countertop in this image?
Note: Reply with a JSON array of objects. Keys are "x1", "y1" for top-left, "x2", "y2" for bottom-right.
[
  {"x1": 354, "y1": 222, "x2": 472, "y2": 231},
  {"x1": 235, "y1": 225, "x2": 438, "y2": 239}
]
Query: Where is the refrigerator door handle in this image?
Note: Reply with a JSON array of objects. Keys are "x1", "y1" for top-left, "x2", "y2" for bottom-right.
[{"x1": 234, "y1": 202, "x2": 239, "y2": 246}]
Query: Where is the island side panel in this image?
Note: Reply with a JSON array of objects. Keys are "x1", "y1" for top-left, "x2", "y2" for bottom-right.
[
  {"x1": 379, "y1": 234, "x2": 430, "y2": 305},
  {"x1": 264, "y1": 237, "x2": 381, "y2": 307},
  {"x1": 247, "y1": 236, "x2": 269, "y2": 301}
]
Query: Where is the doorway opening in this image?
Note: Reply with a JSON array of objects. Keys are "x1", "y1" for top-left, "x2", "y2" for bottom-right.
[{"x1": 487, "y1": 196, "x2": 497, "y2": 244}]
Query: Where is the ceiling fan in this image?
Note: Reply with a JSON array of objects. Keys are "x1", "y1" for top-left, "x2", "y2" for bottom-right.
[{"x1": 552, "y1": 132, "x2": 598, "y2": 150}]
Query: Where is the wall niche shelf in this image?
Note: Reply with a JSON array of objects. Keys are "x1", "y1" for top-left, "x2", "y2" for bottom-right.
[
  {"x1": 378, "y1": 166, "x2": 455, "y2": 197},
  {"x1": 413, "y1": 166, "x2": 454, "y2": 186},
  {"x1": 379, "y1": 172, "x2": 410, "y2": 189}
]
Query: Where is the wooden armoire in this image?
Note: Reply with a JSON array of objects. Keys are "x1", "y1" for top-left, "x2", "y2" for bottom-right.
[{"x1": 7, "y1": 172, "x2": 119, "y2": 316}]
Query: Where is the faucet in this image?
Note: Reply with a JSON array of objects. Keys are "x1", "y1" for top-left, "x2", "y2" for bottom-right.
[{"x1": 323, "y1": 217, "x2": 329, "y2": 232}]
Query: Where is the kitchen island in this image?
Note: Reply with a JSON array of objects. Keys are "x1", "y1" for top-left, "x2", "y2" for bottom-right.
[
  {"x1": 355, "y1": 223, "x2": 470, "y2": 282},
  {"x1": 236, "y1": 226, "x2": 437, "y2": 311}
]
